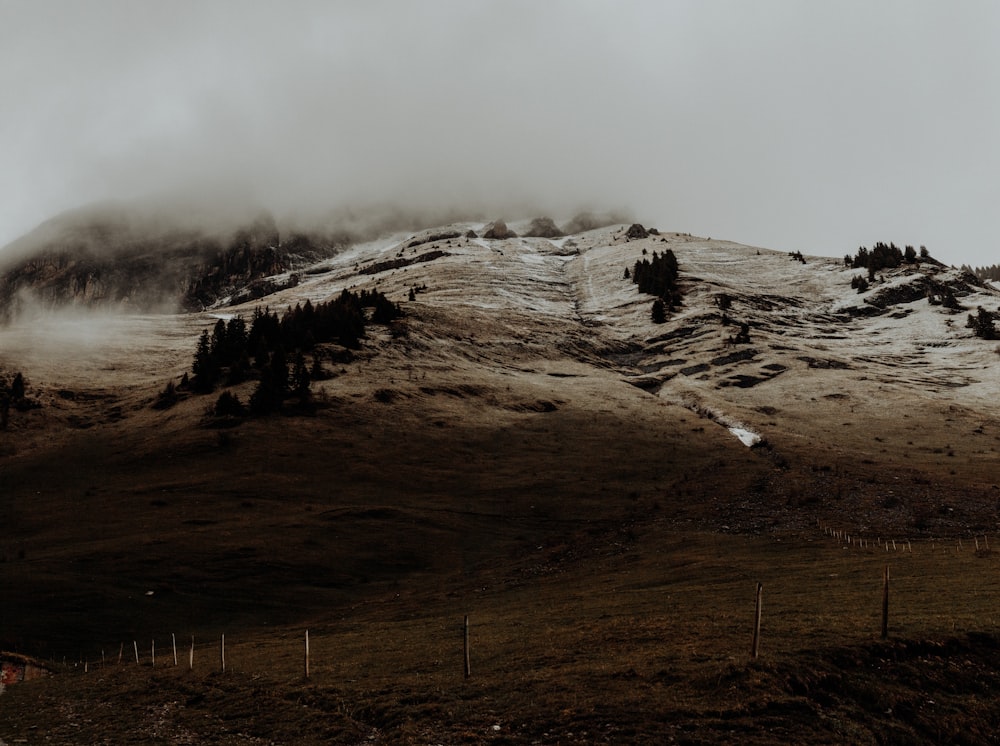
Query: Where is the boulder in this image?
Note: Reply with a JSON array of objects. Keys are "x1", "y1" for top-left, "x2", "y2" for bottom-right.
[
  {"x1": 522, "y1": 217, "x2": 564, "y2": 238},
  {"x1": 626, "y1": 223, "x2": 649, "y2": 240},
  {"x1": 483, "y1": 220, "x2": 517, "y2": 240}
]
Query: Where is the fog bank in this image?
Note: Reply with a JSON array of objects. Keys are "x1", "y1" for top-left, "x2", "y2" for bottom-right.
[{"x1": 2, "y1": 2, "x2": 998, "y2": 264}]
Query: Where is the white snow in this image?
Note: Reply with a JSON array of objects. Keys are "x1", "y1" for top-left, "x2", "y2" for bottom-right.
[{"x1": 728, "y1": 426, "x2": 762, "y2": 447}]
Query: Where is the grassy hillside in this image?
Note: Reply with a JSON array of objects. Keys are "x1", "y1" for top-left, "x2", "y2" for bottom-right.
[{"x1": 3, "y1": 224, "x2": 1000, "y2": 742}]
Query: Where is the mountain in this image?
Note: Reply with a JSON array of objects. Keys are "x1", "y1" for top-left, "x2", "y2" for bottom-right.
[
  {"x1": 0, "y1": 203, "x2": 344, "y2": 317},
  {"x1": 2, "y1": 217, "x2": 1000, "y2": 743},
  {"x1": 0, "y1": 205, "x2": 633, "y2": 319}
]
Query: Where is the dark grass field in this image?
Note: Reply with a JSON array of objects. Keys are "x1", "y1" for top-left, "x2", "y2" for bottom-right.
[
  {"x1": 6, "y1": 527, "x2": 1000, "y2": 744},
  {"x1": 4, "y1": 301, "x2": 1000, "y2": 742}
]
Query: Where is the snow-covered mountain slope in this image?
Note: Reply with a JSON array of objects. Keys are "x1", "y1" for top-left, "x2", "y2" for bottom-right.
[
  {"x1": 206, "y1": 223, "x2": 999, "y2": 447},
  {"x1": 2, "y1": 220, "x2": 999, "y2": 465}
]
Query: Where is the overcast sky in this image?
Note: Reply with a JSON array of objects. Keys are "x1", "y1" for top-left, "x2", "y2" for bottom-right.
[{"x1": 1, "y1": 1, "x2": 997, "y2": 265}]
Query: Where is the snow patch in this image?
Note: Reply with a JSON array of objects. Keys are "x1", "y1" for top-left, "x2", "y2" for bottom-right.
[
  {"x1": 662, "y1": 393, "x2": 762, "y2": 448},
  {"x1": 728, "y1": 426, "x2": 762, "y2": 448}
]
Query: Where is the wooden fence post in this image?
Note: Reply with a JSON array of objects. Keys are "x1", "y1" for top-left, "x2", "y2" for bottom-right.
[
  {"x1": 118, "y1": 643, "x2": 123, "y2": 665},
  {"x1": 881, "y1": 565, "x2": 890, "y2": 640},
  {"x1": 751, "y1": 583, "x2": 763, "y2": 659},
  {"x1": 133, "y1": 641, "x2": 139, "y2": 664},
  {"x1": 464, "y1": 615, "x2": 471, "y2": 679},
  {"x1": 304, "y1": 630, "x2": 310, "y2": 679},
  {"x1": 221, "y1": 634, "x2": 226, "y2": 673},
  {"x1": 172, "y1": 633, "x2": 178, "y2": 667},
  {"x1": 151, "y1": 640, "x2": 155, "y2": 668},
  {"x1": 189, "y1": 636, "x2": 194, "y2": 671}
]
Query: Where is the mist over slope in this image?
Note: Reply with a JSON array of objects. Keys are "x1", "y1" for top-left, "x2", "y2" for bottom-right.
[
  {"x1": 0, "y1": 203, "x2": 326, "y2": 317},
  {"x1": 0, "y1": 201, "x2": 633, "y2": 318}
]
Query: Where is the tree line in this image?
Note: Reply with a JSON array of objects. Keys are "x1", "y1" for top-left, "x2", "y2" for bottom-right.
[
  {"x1": 845, "y1": 242, "x2": 929, "y2": 277},
  {"x1": 962, "y1": 265, "x2": 1000, "y2": 283},
  {"x1": 162, "y1": 288, "x2": 402, "y2": 416}
]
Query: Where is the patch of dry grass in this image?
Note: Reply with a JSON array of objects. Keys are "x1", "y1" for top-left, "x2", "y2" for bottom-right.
[{"x1": 7, "y1": 531, "x2": 1000, "y2": 743}]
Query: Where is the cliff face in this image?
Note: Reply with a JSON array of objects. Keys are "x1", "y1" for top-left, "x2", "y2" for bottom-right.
[
  {"x1": 0, "y1": 246, "x2": 203, "y2": 315},
  {"x1": 0, "y1": 208, "x2": 336, "y2": 319},
  {"x1": 181, "y1": 216, "x2": 284, "y2": 310}
]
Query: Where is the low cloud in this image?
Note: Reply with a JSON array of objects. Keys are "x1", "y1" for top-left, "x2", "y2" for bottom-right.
[{"x1": 1, "y1": 2, "x2": 998, "y2": 264}]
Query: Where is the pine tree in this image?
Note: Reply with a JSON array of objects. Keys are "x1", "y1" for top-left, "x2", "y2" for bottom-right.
[
  {"x1": 10, "y1": 372, "x2": 24, "y2": 401},
  {"x1": 651, "y1": 299, "x2": 667, "y2": 324},
  {"x1": 192, "y1": 330, "x2": 217, "y2": 393},
  {"x1": 210, "y1": 319, "x2": 228, "y2": 361},
  {"x1": 310, "y1": 354, "x2": 326, "y2": 381},
  {"x1": 968, "y1": 307, "x2": 997, "y2": 339},
  {"x1": 226, "y1": 316, "x2": 247, "y2": 359},
  {"x1": 214, "y1": 390, "x2": 246, "y2": 417},
  {"x1": 292, "y1": 351, "x2": 311, "y2": 398},
  {"x1": 250, "y1": 353, "x2": 286, "y2": 415}
]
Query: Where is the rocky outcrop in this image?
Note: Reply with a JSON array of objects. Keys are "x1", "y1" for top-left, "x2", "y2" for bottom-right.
[
  {"x1": 561, "y1": 210, "x2": 631, "y2": 235},
  {"x1": 522, "y1": 217, "x2": 564, "y2": 238},
  {"x1": 856, "y1": 266, "x2": 982, "y2": 314},
  {"x1": 482, "y1": 220, "x2": 517, "y2": 240},
  {"x1": 0, "y1": 249, "x2": 198, "y2": 318},
  {"x1": 626, "y1": 223, "x2": 650, "y2": 240},
  {"x1": 181, "y1": 215, "x2": 286, "y2": 310},
  {"x1": 406, "y1": 230, "x2": 462, "y2": 249}
]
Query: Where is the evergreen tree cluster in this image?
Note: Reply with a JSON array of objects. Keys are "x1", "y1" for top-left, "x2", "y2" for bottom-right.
[
  {"x1": 968, "y1": 306, "x2": 997, "y2": 340},
  {"x1": 844, "y1": 242, "x2": 926, "y2": 274},
  {"x1": 188, "y1": 287, "x2": 402, "y2": 415},
  {"x1": 631, "y1": 250, "x2": 682, "y2": 323},
  {"x1": 964, "y1": 264, "x2": 1000, "y2": 283},
  {"x1": 927, "y1": 283, "x2": 962, "y2": 310}
]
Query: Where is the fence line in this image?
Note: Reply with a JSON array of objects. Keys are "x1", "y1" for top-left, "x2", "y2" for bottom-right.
[
  {"x1": 817, "y1": 522, "x2": 992, "y2": 556},
  {"x1": 50, "y1": 530, "x2": 1000, "y2": 679}
]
